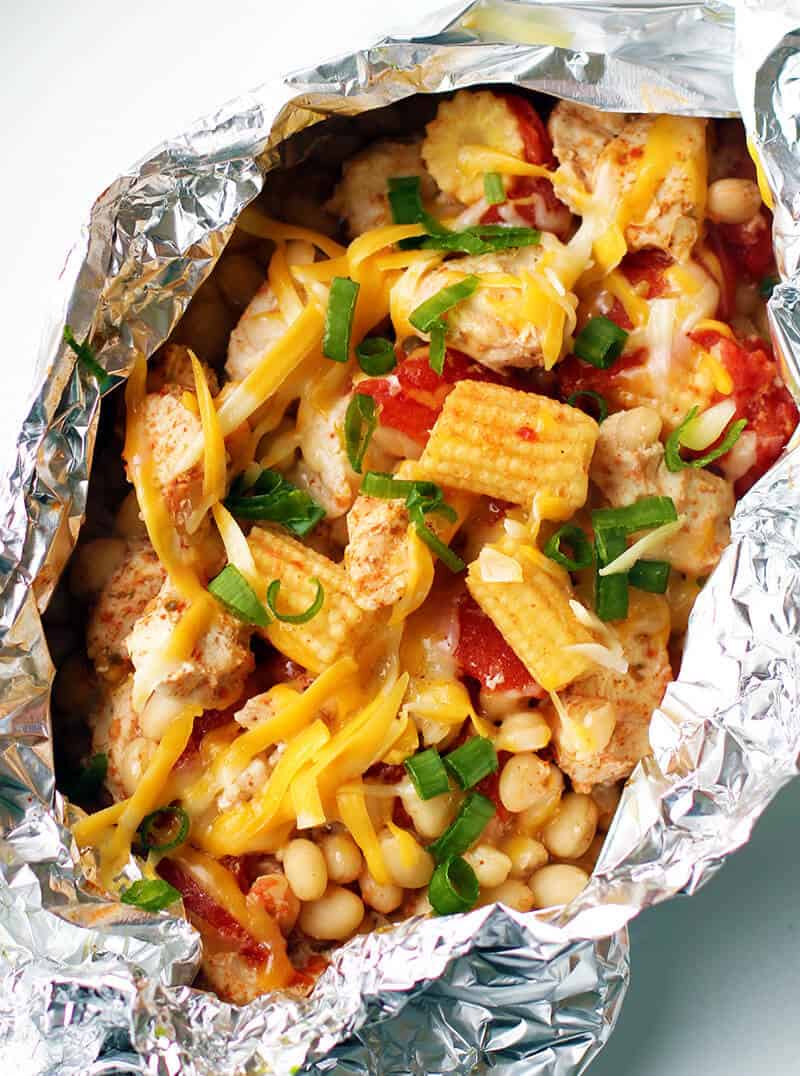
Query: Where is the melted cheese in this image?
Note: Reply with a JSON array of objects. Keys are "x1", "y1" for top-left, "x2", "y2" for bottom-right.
[
  {"x1": 187, "y1": 351, "x2": 226, "y2": 531},
  {"x1": 382, "y1": 714, "x2": 419, "y2": 764},
  {"x1": 598, "y1": 516, "x2": 686, "y2": 576},
  {"x1": 386, "y1": 820, "x2": 427, "y2": 872},
  {"x1": 348, "y1": 224, "x2": 426, "y2": 270},
  {"x1": 457, "y1": 145, "x2": 556, "y2": 181},
  {"x1": 237, "y1": 205, "x2": 345, "y2": 258},
  {"x1": 747, "y1": 137, "x2": 775, "y2": 211},
  {"x1": 71, "y1": 800, "x2": 126, "y2": 848},
  {"x1": 693, "y1": 318, "x2": 735, "y2": 340},
  {"x1": 699, "y1": 350, "x2": 734, "y2": 395},
  {"x1": 389, "y1": 526, "x2": 435, "y2": 627},
  {"x1": 268, "y1": 242, "x2": 304, "y2": 321},
  {"x1": 604, "y1": 270, "x2": 649, "y2": 328},
  {"x1": 336, "y1": 782, "x2": 391, "y2": 885},
  {"x1": 211, "y1": 501, "x2": 261, "y2": 591}
]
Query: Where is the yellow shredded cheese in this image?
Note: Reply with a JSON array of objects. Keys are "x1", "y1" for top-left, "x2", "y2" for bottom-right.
[
  {"x1": 237, "y1": 205, "x2": 346, "y2": 258},
  {"x1": 457, "y1": 145, "x2": 556, "y2": 180},
  {"x1": 699, "y1": 350, "x2": 734, "y2": 395},
  {"x1": 337, "y1": 782, "x2": 391, "y2": 885},
  {"x1": 693, "y1": 318, "x2": 735, "y2": 340},
  {"x1": 268, "y1": 242, "x2": 304, "y2": 321},
  {"x1": 389, "y1": 526, "x2": 435, "y2": 626}
]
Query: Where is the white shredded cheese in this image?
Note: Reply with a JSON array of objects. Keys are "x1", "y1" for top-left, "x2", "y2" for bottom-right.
[
  {"x1": 565, "y1": 642, "x2": 629, "y2": 675},
  {"x1": 679, "y1": 399, "x2": 737, "y2": 451},
  {"x1": 477, "y1": 546, "x2": 523, "y2": 583},
  {"x1": 503, "y1": 516, "x2": 529, "y2": 540},
  {"x1": 598, "y1": 516, "x2": 687, "y2": 577}
]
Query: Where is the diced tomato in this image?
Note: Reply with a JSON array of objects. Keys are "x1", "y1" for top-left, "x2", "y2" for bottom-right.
[
  {"x1": 619, "y1": 248, "x2": 673, "y2": 298},
  {"x1": 501, "y1": 94, "x2": 555, "y2": 167},
  {"x1": 158, "y1": 859, "x2": 270, "y2": 961},
  {"x1": 555, "y1": 347, "x2": 647, "y2": 406},
  {"x1": 481, "y1": 175, "x2": 572, "y2": 237},
  {"x1": 455, "y1": 593, "x2": 542, "y2": 695},
  {"x1": 475, "y1": 754, "x2": 512, "y2": 824},
  {"x1": 365, "y1": 762, "x2": 407, "y2": 784},
  {"x1": 606, "y1": 297, "x2": 634, "y2": 332},
  {"x1": 702, "y1": 224, "x2": 737, "y2": 321},
  {"x1": 358, "y1": 348, "x2": 503, "y2": 446},
  {"x1": 690, "y1": 328, "x2": 798, "y2": 495},
  {"x1": 717, "y1": 210, "x2": 774, "y2": 281},
  {"x1": 175, "y1": 707, "x2": 234, "y2": 769}
]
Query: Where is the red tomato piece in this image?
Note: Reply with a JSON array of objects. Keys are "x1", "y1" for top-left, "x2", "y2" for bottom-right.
[
  {"x1": 717, "y1": 210, "x2": 774, "y2": 281},
  {"x1": 175, "y1": 707, "x2": 233, "y2": 769},
  {"x1": 500, "y1": 93, "x2": 555, "y2": 166},
  {"x1": 690, "y1": 328, "x2": 798, "y2": 495},
  {"x1": 455, "y1": 593, "x2": 541, "y2": 694},
  {"x1": 555, "y1": 347, "x2": 647, "y2": 405},
  {"x1": 606, "y1": 297, "x2": 634, "y2": 332},
  {"x1": 158, "y1": 859, "x2": 270, "y2": 961},
  {"x1": 481, "y1": 176, "x2": 572, "y2": 237},
  {"x1": 619, "y1": 248, "x2": 673, "y2": 298}
]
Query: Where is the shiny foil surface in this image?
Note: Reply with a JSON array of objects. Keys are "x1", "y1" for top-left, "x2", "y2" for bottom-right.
[{"x1": 1, "y1": 1, "x2": 798, "y2": 1073}]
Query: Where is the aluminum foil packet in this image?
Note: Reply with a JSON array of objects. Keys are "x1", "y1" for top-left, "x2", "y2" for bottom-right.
[{"x1": 2, "y1": 1, "x2": 799, "y2": 1072}]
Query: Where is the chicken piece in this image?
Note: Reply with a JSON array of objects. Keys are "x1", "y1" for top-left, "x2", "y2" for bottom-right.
[
  {"x1": 148, "y1": 343, "x2": 219, "y2": 395},
  {"x1": 549, "y1": 101, "x2": 707, "y2": 262},
  {"x1": 89, "y1": 676, "x2": 157, "y2": 802},
  {"x1": 86, "y1": 540, "x2": 166, "y2": 682},
  {"x1": 126, "y1": 581, "x2": 254, "y2": 712},
  {"x1": 137, "y1": 389, "x2": 206, "y2": 531},
  {"x1": 225, "y1": 241, "x2": 315, "y2": 383},
  {"x1": 590, "y1": 407, "x2": 734, "y2": 577},
  {"x1": 291, "y1": 393, "x2": 358, "y2": 518},
  {"x1": 327, "y1": 138, "x2": 443, "y2": 240},
  {"x1": 397, "y1": 245, "x2": 569, "y2": 372},
  {"x1": 552, "y1": 591, "x2": 672, "y2": 790},
  {"x1": 344, "y1": 494, "x2": 410, "y2": 611},
  {"x1": 200, "y1": 950, "x2": 290, "y2": 1007}
]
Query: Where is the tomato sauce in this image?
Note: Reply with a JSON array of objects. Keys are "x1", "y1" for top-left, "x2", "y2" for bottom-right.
[{"x1": 455, "y1": 593, "x2": 540, "y2": 694}]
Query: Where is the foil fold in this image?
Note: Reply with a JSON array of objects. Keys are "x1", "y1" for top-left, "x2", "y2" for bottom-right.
[{"x1": 2, "y1": 1, "x2": 800, "y2": 1073}]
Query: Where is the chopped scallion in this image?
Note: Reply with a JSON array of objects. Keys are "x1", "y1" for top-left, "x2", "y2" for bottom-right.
[
  {"x1": 409, "y1": 275, "x2": 480, "y2": 333},
  {"x1": 361, "y1": 471, "x2": 442, "y2": 503},
  {"x1": 483, "y1": 172, "x2": 506, "y2": 206},
  {"x1": 592, "y1": 496, "x2": 678, "y2": 539},
  {"x1": 322, "y1": 276, "x2": 360, "y2": 363},
  {"x1": 120, "y1": 878, "x2": 180, "y2": 913},
  {"x1": 428, "y1": 320, "x2": 447, "y2": 375},
  {"x1": 224, "y1": 468, "x2": 325, "y2": 537},
  {"x1": 428, "y1": 792, "x2": 496, "y2": 863},
  {"x1": 266, "y1": 578, "x2": 324, "y2": 624},
  {"x1": 428, "y1": 855, "x2": 479, "y2": 915},
  {"x1": 419, "y1": 224, "x2": 539, "y2": 255},
  {"x1": 356, "y1": 336, "x2": 397, "y2": 376},
  {"x1": 208, "y1": 565, "x2": 270, "y2": 627},
  {"x1": 443, "y1": 737, "x2": 498, "y2": 790},
  {"x1": 573, "y1": 316, "x2": 628, "y2": 369},
  {"x1": 64, "y1": 325, "x2": 113, "y2": 392},
  {"x1": 138, "y1": 805, "x2": 190, "y2": 853},
  {"x1": 759, "y1": 274, "x2": 779, "y2": 299},
  {"x1": 344, "y1": 393, "x2": 377, "y2": 473},
  {"x1": 544, "y1": 524, "x2": 594, "y2": 572},
  {"x1": 404, "y1": 748, "x2": 450, "y2": 800},
  {"x1": 408, "y1": 504, "x2": 465, "y2": 573},
  {"x1": 664, "y1": 406, "x2": 747, "y2": 473},
  {"x1": 629, "y1": 559, "x2": 671, "y2": 594},
  {"x1": 566, "y1": 389, "x2": 609, "y2": 423},
  {"x1": 388, "y1": 175, "x2": 426, "y2": 225},
  {"x1": 594, "y1": 527, "x2": 628, "y2": 622}
]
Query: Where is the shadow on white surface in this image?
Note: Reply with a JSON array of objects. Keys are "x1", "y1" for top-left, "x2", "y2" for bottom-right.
[{"x1": 589, "y1": 778, "x2": 800, "y2": 1076}]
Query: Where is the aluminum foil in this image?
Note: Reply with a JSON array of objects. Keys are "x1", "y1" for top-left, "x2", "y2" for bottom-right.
[{"x1": 2, "y1": 1, "x2": 799, "y2": 1072}]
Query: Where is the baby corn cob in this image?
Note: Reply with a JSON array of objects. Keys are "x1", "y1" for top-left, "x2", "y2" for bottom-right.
[
  {"x1": 249, "y1": 526, "x2": 374, "y2": 671},
  {"x1": 420, "y1": 381, "x2": 598, "y2": 520}
]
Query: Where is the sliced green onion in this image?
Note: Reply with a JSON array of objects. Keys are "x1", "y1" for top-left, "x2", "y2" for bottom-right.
[
  {"x1": 356, "y1": 337, "x2": 397, "y2": 376},
  {"x1": 428, "y1": 855, "x2": 479, "y2": 915},
  {"x1": 419, "y1": 225, "x2": 539, "y2": 255},
  {"x1": 409, "y1": 275, "x2": 480, "y2": 333},
  {"x1": 594, "y1": 527, "x2": 628, "y2": 622},
  {"x1": 120, "y1": 878, "x2": 180, "y2": 913},
  {"x1": 344, "y1": 393, "x2": 377, "y2": 473},
  {"x1": 361, "y1": 471, "x2": 441, "y2": 502},
  {"x1": 64, "y1": 325, "x2": 113, "y2": 392},
  {"x1": 429, "y1": 320, "x2": 447, "y2": 375},
  {"x1": 139, "y1": 805, "x2": 190, "y2": 853},
  {"x1": 483, "y1": 172, "x2": 506, "y2": 206},
  {"x1": 208, "y1": 565, "x2": 270, "y2": 627},
  {"x1": 360, "y1": 472, "x2": 463, "y2": 570},
  {"x1": 266, "y1": 578, "x2": 324, "y2": 624},
  {"x1": 409, "y1": 506, "x2": 465, "y2": 574},
  {"x1": 322, "y1": 276, "x2": 360, "y2": 363},
  {"x1": 573, "y1": 316, "x2": 628, "y2": 369},
  {"x1": 65, "y1": 752, "x2": 108, "y2": 801},
  {"x1": 404, "y1": 748, "x2": 450, "y2": 800},
  {"x1": 388, "y1": 176, "x2": 425, "y2": 225},
  {"x1": 629, "y1": 559, "x2": 671, "y2": 594},
  {"x1": 544, "y1": 524, "x2": 594, "y2": 571},
  {"x1": 566, "y1": 389, "x2": 609, "y2": 423},
  {"x1": 428, "y1": 792, "x2": 496, "y2": 863},
  {"x1": 592, "y1": 496, "x2": 678, "y2": 539},
  {"x1": 759, "y1": 274, "x2": 779, "y2": 299},
  {"x1": 665, "y1": 406, "x2": 748, "y2": 473},
  {"x1": 224, "y1": 468, "x2": 325, "y2": 537},
  {"x1": 405, "y1": 486, "x2": 457, "y2": 524},
  {"x1": 443, "y1": 737, "x2": 498, "y2": 790}
]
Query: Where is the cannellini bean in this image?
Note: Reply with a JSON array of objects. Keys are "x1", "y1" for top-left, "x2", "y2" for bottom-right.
[
  {"x1": 499, "y1": 753, "x2": 553, "y2": 814},
  {"x1": 283, "y1": 838, "x2": 329, "y2": 902},
  {"x1": 494, "y1": 711, "x2": 552, "y2": 753},
  {"x1": 518, "y1": 763, "x2": 564, "y2": 834},
  {"x1": 298, "y1": 884, "x2": 365, "y2": 941},
  {"x1": 464, "y1": 844, "x2": 512, "y2": 888},
  {"x1": 500, "y1": 834, "x2": 549, "y2": 878},
  {"x1": 320, "y1": 831, "x2": 363, "y2": 884},
  {"x1": 114, "y1": 490, "x2": 147, "y2": 540},
  {"x1": 707, "y1": 178, "x2": 762, "y2": 224},
  {"x1": 570, "y1": 832, "x2": 605, "y2": 876},
  {"x1": 399, "y1": 782, "x2": 460, "y2": 839},
  {"x1": 591, "y1": 782, "x2": 622, "y2": 832},
  {"x1": 541, "y1": 793, "x2": 598, "y2": 860},
  {"x1": 479, "y1": 878, "x2": 535, "y2": 912},
  {"x1": 529, "y1": 864, "x2": 589, "y2": 908},
  {"x1": 379, "y1": 829, "x2": 434, "y2": 889},
  {"x1": 359, "y1": 868, "x2": 404, "y2": 914},
  {"x1": 479, "y1": 688, "x2": 530, "y2": 720},
  {"x1": 69, "y1": 538, "x2": 127, "y2": 599}
]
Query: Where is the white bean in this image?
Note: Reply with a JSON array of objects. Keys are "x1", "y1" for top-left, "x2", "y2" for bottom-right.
[
  {"x1": 298, "y1": 884, "x2": 365, "y2": 941},
  {"x1": 707, "y1": 178, "x2": 762, "y2": 224},
  {"x1": 518, "y1": 764, "x2": 565, "y2": 834},
  {"x1": 529, "y1": 864, "x2": 589, "y2": 908},
  {"x1": 494, "y1": 711, "x2": 551, "y2": 753},
  {"x1": 320, "y1": 832, "x2": 363, "y2": 884},
  {"x1": 283, "y1": 838, "x2": 329, "y2": 902},
  {"x1": 479, "y1": 879, "x2": 535, "y2": 912},
  {"x1": 499, "y1": 835, "x2": 549, "y2": 878},
  {"x1": 498, "y1": 753, "x2": 552, "y2": 813},
  {"x1": 541, "y1": 793, "x2": 598, "y2": 860},
  {"x1": 379, "y1": 830, "x2": 434, "y2": 889},
  {"x1": 399, "y1": 783, "x2": 460, "y2": 839},
  {"x1": 359, "y1": 868, "x2": 403, "y2": 914},
  {"x1": 464, "y1": 844, "x2": 512, "y2": 889}
]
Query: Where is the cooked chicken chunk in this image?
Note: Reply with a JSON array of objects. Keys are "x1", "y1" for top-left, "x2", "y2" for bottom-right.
[
  {"x1": 590, "y1": 407, "x2": 734, "y2": 577},
  {"x1": 327, "y1": 138, "x2": 441, "y2": 240},
  {"x1": 552, "y1": 592, "x2": 672, "y2": 790},
  {"x1": 345, "y1": 494, "x2": 411, "y2": 611},
  {"x1": 86, "y1": 540, "x2": 165, "y2": 682},
  {"x1": 137, "y1": 389, "x2": 206, "y2": 530},
  {"x1": 89, "y1": 676, "x2": 157, "y2": 801},
  {"x1": 148, "y1": 343, "x2": 219, "y2": 395},
  {"x1": 398, "y1": 245, "x2": 570, "y2": 372},
  {"x1": 549, "y1": 101, "x2": 707, "y2": 262},
  {"x1": 126, "y1": 581, "x2": 254, "y2": 712},
  {"x1": 292, "y1": 394, "x2": 358, "y2": 518}
]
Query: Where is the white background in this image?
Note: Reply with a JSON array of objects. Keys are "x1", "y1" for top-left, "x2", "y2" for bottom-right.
[{"x1": 1, "y1": 2, "x2": 799, "y2": 1072}]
